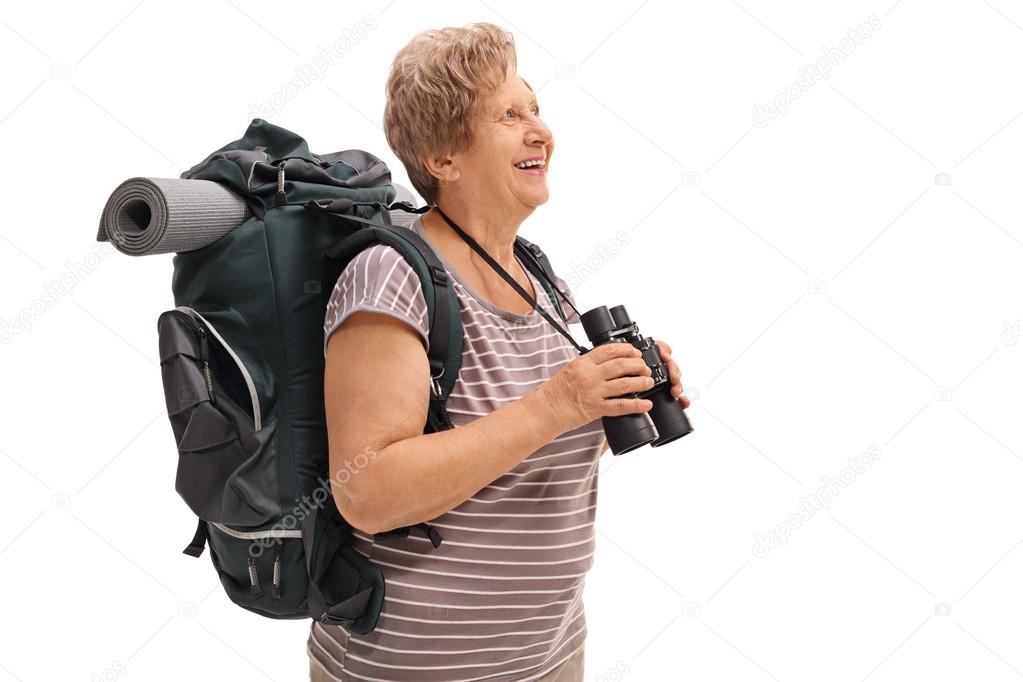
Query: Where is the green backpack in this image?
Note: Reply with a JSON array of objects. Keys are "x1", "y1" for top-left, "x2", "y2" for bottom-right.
[{"x1": 157, "y1": 118, "x2": 569, "y2": 633}]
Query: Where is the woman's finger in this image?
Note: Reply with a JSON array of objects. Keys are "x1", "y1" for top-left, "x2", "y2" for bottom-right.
[
  {"x1": 668, "y1": 359, "x2": 681, "y2": 383},
  {"x1": 652, "y1": 340, "x2": 688, "y2": 403},
  {"x1": 665, "y1": 358, "x2": 682, "y2": 396}
]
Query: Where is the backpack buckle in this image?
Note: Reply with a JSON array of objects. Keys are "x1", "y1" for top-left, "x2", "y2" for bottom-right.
[
  {"x1": 429, "y1": 360, "x2": 444, "y2": 397},
  {"x1": 429, "y1": 265, "x2": 449, "y2": 286}
]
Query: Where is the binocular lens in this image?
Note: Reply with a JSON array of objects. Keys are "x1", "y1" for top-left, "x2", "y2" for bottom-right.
[
  {"x1": 609, "y1": 305, "x2": 633, "y2": 328},
  {"x1": 604, "y1": 413, "x2": 659, "y2": 455},
  {"x1": 580, "y1": 306, "x2": 616, "y2": 342}
]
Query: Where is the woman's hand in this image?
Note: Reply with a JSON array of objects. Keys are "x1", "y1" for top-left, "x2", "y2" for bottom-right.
[
  {"x1": 529, "y1": 342, "x2": 656, "y2": 434},
  {"x1": 655, "y1": 339, "x2": 691, "y2": 408}
]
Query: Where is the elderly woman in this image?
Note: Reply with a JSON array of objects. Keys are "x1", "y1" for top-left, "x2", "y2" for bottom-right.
[{"x1": 308, "y1": 22, "x2": 689, "y2": 682}]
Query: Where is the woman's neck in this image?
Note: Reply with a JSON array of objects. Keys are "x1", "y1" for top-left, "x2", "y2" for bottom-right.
[
  {"x1": 425, "y1": 202, "x2": 521, "y2": 273},
  {"x1": 420, "y1": 202, "x2": 538, "y2": 313}
]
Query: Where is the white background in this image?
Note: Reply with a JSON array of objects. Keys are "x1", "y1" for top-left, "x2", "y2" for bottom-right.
[{"x1": 2, "y1": 1, "x2": 1022, "y2": 680}]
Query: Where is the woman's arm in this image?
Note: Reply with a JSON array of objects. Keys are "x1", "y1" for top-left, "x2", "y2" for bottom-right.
[
  {"x1": 325, "y1": 310, "x2": 568, "y2": 535},
  {"x1": 326, "y1": 307, "x2": 654, "y2": 534}
]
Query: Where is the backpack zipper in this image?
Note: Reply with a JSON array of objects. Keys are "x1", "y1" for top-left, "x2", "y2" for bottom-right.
[
  {"x1": 197, "y1": 326, "x2": 216, "y2": 405},
  {"x1": 247, "y1": 555, "x2": 261, "y2": 596},
  {"x1": 173, "y1": 306, "x2": 263, "y2": 431},
  {"x1": 271, "y1": 543, "x2": 283, "y2": 599},
  {"x1": 208, "y1": 522, "x2": 301, "y2": 540}
]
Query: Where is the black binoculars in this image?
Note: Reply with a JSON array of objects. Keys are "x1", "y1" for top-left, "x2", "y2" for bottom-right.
[{"x1": 580, "y1": 304, "x2": 693, "y2": 455}]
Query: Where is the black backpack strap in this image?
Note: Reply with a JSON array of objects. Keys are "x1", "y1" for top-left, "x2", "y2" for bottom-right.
[
  {"x1": 302, "y1": 499, "x2": 386, "y2": 633},
  {"x1": 514, "y1": 234, "x2": 569, "y2": 322},
  {"x1": 182, "y1": 518, "x2": 208, "y2": 557},
  {"x1": 315, "y1": 200, "x2": 465, "y2": 549},
  {"x1": 372, "y1": 522, "x2": 443, "y2": 548},
  {"x1": 318, "y1": 211, "x2": 462, "y2": 417}
]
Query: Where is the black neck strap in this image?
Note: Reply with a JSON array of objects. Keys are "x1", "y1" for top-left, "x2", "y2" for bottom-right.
[{"x1": 433, "y1": 207, "x2": 588, "y2": 354}]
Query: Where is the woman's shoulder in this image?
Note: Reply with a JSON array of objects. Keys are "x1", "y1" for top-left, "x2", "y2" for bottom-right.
[{"x1": 324, "y1": 243, "x2": 430, "y2": 356}]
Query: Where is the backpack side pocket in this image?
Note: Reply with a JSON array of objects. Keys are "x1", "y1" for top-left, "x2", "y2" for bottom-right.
[
  {"x1": 204, "y1": 521, "x2": 308, "y2": 618},
  {"x1": 158, "y1": 306, "x2": 280, "y2": 528},
  {"x1": 302, "y1": 500, "x2": 385, "y2": 634}
]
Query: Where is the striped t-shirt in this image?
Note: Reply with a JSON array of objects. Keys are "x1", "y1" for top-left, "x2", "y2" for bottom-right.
[{"x1": 310, "y1": 215, "x2": 604, "y2": 681}]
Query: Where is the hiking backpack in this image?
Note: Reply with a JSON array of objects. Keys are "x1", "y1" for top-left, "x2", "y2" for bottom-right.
[{"x1": 157, "y1": 118, "x2": 570, "y2": 633}]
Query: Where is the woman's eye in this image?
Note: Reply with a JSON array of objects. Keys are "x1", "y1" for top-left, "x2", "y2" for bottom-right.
[{"x1": 502, "y1": 106, "x2": 539, "y2": 120}]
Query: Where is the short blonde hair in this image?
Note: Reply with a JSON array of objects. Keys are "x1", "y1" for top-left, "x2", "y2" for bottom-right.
[{"x1": 383, "y1": 22, "x2": 517, "y2": 206}]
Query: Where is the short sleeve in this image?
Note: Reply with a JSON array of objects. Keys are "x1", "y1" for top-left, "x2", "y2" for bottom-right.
[
  {"x1": 323, "y1": 244, "x2": 430, "y2": 358},
  {"x1": 550, "y1": 273, "x2": 581, "y2": 325}
]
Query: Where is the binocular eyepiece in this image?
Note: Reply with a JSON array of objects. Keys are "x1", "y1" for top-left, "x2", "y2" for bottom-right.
[{"x1": 580, "y1": 305, "x2": 693, "y2": 455}]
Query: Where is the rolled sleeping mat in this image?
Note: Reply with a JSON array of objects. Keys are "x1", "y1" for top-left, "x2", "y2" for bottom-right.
[{"x1": 97, "y1": 177, "x2": 251, "y2": 256}]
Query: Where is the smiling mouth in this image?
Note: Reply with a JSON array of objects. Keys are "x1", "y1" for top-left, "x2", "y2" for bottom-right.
[{"x1": 514, "y1": 162, "x2": 547, "y2": 175}]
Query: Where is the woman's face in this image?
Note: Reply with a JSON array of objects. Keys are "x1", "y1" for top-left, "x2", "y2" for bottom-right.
[{"x1": 441, "y1": 69, "x2": 555, "y2": 215}]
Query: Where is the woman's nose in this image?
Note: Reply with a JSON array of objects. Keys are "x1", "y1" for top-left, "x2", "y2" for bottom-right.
[{"x1": 525, "y1": 116, "x2": 552, "y2": 146}]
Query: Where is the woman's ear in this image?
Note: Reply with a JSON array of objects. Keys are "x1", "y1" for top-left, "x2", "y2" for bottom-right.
[{"x1": 422, "y1": 152, "x2": 461, "y2": 186}]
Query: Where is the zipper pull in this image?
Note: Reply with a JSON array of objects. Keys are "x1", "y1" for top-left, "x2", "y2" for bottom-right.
[
  {"x1": 271, "y1": 543, "x2": 283, "y2": 599},
  {"x1": 198, "y1": 326, "x2": 216, "y2": 405},
  {"x1": 247, "y1": 556, "x2": 261, "y2": 596},
  {"x1": 202, "y1": 362, "x2": 216, "y2": 405}
]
